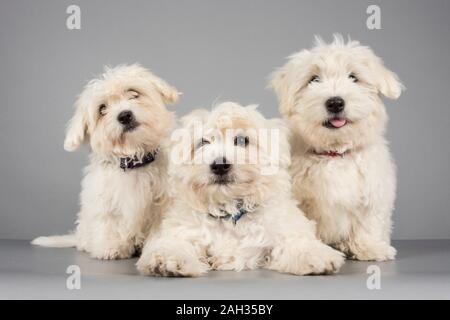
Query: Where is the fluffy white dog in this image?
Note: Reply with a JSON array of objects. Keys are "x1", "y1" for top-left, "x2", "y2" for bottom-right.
[
  {"x1": 270, "y1": 35, "x2": 403, "y2": 261},
  {"x1": 32, "y1": 64, "x2": 179, "y2": 259},
  {"x1": 136, "y1": 102, "x2": 344, "y2": 276}
]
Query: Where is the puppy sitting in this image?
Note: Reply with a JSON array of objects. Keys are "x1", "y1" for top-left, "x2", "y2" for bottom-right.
[
  {"x1": 137, "y1": 102, "x2": 344, "y2": 276},
  {"x1": 270, "y1": 35, "x2": 403, "y2": 261},
  {"x1": 32, "y1": 64, "x2": 179, "y2": 259}
]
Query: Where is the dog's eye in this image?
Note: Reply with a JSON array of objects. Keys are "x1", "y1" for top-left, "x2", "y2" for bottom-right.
[
  {"x1": 234, "y1": 136, "x2": 249, "y2": 147},
  {"x1": 196, "y1": 138, "x2": 210, "y2": 149},
  {"x1": 99, "y1": 104, "x2": 107, "y2": 116},
  {"x1": 309, "y1": 75, "x2": 320, "y2": 84},
  {"x1": 349, "y1": 73, "x2": 358, "y2": 82},
  {"x1": 128, "y1": 90, "x2": 140, "y2": 99}
]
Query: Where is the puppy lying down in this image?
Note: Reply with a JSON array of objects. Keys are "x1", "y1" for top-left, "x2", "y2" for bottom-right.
[{"x1": 137, "y1": 102, "x2": 344, "y2": 276}]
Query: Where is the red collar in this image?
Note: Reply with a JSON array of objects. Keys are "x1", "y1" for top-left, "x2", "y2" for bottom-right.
[{"x1": 311, "y1": 150, "x2": 350, "y2": 158}]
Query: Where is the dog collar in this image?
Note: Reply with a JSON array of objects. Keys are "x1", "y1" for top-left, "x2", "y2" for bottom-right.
[
  {"x1": 119, "y1": 148, "x2": 159, "y2": 171},
  {"x1": 208, "y1": 201, "x2": 249, "y2": 225},
  {"x1": 311, "y1": 149, "x2": 350, "y2": 158}
]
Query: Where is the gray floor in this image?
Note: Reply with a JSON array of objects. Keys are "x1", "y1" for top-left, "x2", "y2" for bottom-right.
[{"x1": 0, "y1": 240, "x2": 449, "y2": 299}]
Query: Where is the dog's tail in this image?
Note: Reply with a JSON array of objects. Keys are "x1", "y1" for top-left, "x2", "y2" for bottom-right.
[{"x1": 31, "y1": 234, "x2": 76, "y2": 248}]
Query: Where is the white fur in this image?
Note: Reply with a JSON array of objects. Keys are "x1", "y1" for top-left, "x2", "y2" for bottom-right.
[
  {"x1": 31, "y1": 64, "x2": 179, "y2": 260},
  {"x1": 270, "y1": 35, "x2": 403, "y2": 261},
  {"x1": 137, "y1": 102, "x2": 344, "y2": 276}
]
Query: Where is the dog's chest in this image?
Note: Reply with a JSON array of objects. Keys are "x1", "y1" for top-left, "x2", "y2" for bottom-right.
[
  {"x1": 113, "y1": 170, "x2": 155, "y2": 212},
  {"x1": 83, "y1": 164, "x2": 163, "y2": 218},
  {"x1": 295, "y1": 156, "x2": 364, "y2": 204},
  {"x1": 205, "y1": 216, "x2": 270, "y2": 258},
  {"x1": 292, "y1": 155, "x2": 368, "y2": 241}
]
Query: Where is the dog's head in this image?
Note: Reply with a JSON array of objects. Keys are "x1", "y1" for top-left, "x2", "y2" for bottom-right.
[
  {"x1": 170, "y1": 102, "x2": 291, "y2": 213},
  {"x1": 64, "y1": 64, "x2": 179, "y2": 157},
  {"x1": 270, "y1": 35, "x2": 404, "y2": 152}
]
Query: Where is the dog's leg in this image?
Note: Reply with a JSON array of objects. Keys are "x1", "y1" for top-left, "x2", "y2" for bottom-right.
[
  {"x1": 264, "y1": 203, "x2": 345, "y2": 275},
  {"x1": 336, "y1": 237, "x2": 396, "y2": 261},
  {"x1": 338, "y1": 227, "x2": 396, "y2": 261},
  {"x1": 89, "y1": 238, "x2": 136, "y2": 260},
  {"x1": 338, "y1": 206, "x2": 396, "y2": 261},
  {"x1": 81, "y1": 217, "x2": 136, "y2": 260},
  {"x1": 137, "y1": 233, "x2": 209, "y2": 277},
  {"x1": 267, "y1": 238, "x2": 345, "y2": 275}
]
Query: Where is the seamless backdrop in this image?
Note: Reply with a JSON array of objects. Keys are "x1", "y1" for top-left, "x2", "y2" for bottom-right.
[{"x1": 0, "y1": 0, "x2": 449, "y2": 240}]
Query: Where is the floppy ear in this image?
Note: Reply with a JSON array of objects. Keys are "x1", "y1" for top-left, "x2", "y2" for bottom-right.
[
  {"x1": 149, "y1": 75, "x2": 180, "y2": 105},
  {"x1": 366, "y1": 53, "x2": 404, "y2": 100},
  {"x1": 63, "y1": 101, "x2": 88, "y2": 152},
  {"x1": 270, "y1": 66, "x2": 292, "y2": 117},
  {"x1": 269, "y1": 50, "x2": 311, "y2": 117},
  {"x1": 169, "y1": 108, "x2": 209, "y2": 165}
]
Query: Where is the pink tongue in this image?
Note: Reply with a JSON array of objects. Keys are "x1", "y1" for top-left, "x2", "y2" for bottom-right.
[{"x1": 330, "y1": 118, "x2": 347, "y2": 128}]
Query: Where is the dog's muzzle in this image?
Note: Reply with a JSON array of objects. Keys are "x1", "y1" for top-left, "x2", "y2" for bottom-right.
[
  {"x1": 325, "y1": 96, "x2": 345, "y2": 114},
  {"x1": 323, "y1": 97, "x2": 348, "y2": 129},
  {"x1": 209, "y1": 157, "x2": 233, "y2": 185},
  {"x1": 210, "y1": 157, "x2": 232, "y2": 176},
  {"x1": 117, "y1": 110, "x2": 139, "y2": 132}
]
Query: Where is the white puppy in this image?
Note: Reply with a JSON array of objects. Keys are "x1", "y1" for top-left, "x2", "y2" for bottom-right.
[
  {"x1": 270, "y1": 35, "x2": 403, "y2": 261},
  {"x1": 137, "y1": 102, "x2": 344, "y2": 276},
  {"x1": 32, "y1": 64, "x2": 179, "y2": 259}
]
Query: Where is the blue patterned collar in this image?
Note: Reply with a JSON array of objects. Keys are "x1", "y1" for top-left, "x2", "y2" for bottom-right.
[{"x1": 208, "y1": 201, "x2": 250, "y2": 225}]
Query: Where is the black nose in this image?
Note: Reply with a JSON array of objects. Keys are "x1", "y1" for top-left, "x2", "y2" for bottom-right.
[
  {"x1": 210, "y1": 157, "x2": 232, "y2": 176},
  {"x1": 325, "y1": 97, "x2": 345, "y2": 113},
  {"x1": 117, "y1": 110, "x2": 134, "y2": 125}
]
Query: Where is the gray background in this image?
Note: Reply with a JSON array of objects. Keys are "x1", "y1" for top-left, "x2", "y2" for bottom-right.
[{"x1": 0, "y1": 0, "x2": 449, "y2": 240}]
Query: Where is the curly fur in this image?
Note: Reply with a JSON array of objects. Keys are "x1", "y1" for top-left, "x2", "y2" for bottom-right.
[
  {"x1": 137, "y1": 102, "x2": 344, "y2": 276},
  {"x1": 270, "y1": 35, "x2": 403, "y2": 261},
  {"x1": 32, "y1": 64, "x2": 179, "y2": 259}
]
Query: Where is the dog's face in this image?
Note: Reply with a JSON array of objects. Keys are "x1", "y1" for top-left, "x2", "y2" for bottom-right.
[
  {"x1": 64, "y1": 64, "x2": 179, "y2": 157},
  {"x1": 170, "y1": 102, "x2": 290, "y2": 212},
  {"x1": 271, "y1": 35, "x2": 403, "y2": 151}
]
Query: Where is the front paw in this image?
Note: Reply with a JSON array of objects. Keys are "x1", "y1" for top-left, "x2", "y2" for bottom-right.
[
  {"x1": 269, "y1": 241, "x2": 345, "y2": 275},
  {"x1": 137, "y1": 249, "x2": 208, "y2": 277},
  {"x1": 349, "y1": 242, "x2": 397, "y2": 261},
  {"x1": 89, "y1": 245, "x2": 135, "y2": 260},
  {"x1": 299, "y1": 243, "x2": 345, "y2": 275}
]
